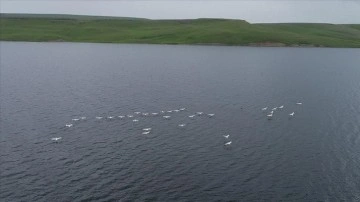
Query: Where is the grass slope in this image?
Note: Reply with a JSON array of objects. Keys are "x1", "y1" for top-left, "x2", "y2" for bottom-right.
[{"x1": 1, "y1": 13, "x2": 360, "y2": 48}]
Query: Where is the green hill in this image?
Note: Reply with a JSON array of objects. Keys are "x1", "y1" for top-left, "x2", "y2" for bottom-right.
[{"x1": 1, "y1": 13, "x2": 360, "y2": 48}]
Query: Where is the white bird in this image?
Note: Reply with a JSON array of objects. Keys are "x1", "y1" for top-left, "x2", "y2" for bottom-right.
[
  {"x1": 208, "y1": 114, "x2": 215, "y2": 117},
  {"x1": 80, "y1": 116, "x2": 86, "y2": 120},
  {"x1": 142, "y1": 131, "x2": 150, "y2": 135},
  {"x1": 267, "y1": 114, "x2": 273, "y2": 119},
  {"x1": 65, "y1": 124, "x2": 73, "y2": 127},
  {"x1": 72, "y1": 118, "x2": 79, "y2": 121},
  {"x1": 118, "y1": 116, "x2": 125, "y2": 118},
  {"x1": 296, "y1": 102, "x2": 302, "y2": 105},
  {"x1": 270, "y1": 111, "x2": 274, "y2": 114},
  {"x1": 278, "y1": 105, "x2": 284, "y2": 109},
  {"x1": 163, "y1": 116, "x2": 171, "y2": 119},
  {"x1": 174, "y1": 110, "x2": 180, "y2": 112},
  {"x1": 134, "y1": 112, "x2": 141, "y2": 114},
  {"x1": 160, "y1": 111, "x2": 165, "y2": 113},
  {"x1": 289, "y1": 112, "x2": 295, "y2": 116},
  {"x1": 151, "y1": 113, "x2": 158, "y2": 116},
  {"x1": 107, "y1": 116, "x2": 114, "y2": 119},
  {"x1": 225, "y1": 141, "x2": 232, "y2": 146},
  {"x1": 132, "y1": 119, "x2": 139, "y2": 122},
  {"x1": 167, "y1": 110, "x2": 173, "y2": 113},
  {"x1": 178, "y1": 124, "x2": 186, "y2": 127},
  {"x1": 127, "y1": 115, "x2": 134, "y2": 118},
  {"x1": 272, "y1": 107, "x2": 277, "y2": 111},
  {"x1": 142, "y1": 113, "x2": 149, "y2": 116},
  {"x1": 188, "y1": 115, "x2": 195, "y2": 118},
  {"x1": 179, "y1": 108, "x2": 186, "y2": 111},
  {"x1": 196, "y1": 112, "x2": 203, "y2": 115},
  {"x1": 143, "y1": 128, "x2": 152, "y2": 131},
  {"x1": 223, "y1": 135, "x2": 229, "y2": 138},
  {"x1": 262, "y1": 107, "x2": 268, "y2": 111},
  {"x1": 95, "y1": 116, "x2": 103, "y2": 119},
  {"x1": 51, "y1": 137, "x2": 62, "y2": 141}
]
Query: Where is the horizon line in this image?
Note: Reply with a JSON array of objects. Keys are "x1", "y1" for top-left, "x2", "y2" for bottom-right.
[{"x1": 1, "y1": 12, "x2": 358, "y2": 25}]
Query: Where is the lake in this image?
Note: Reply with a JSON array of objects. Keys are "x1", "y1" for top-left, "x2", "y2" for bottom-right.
[{"x1": 1, "y1": 42, "x2": 360, "y2": 201}]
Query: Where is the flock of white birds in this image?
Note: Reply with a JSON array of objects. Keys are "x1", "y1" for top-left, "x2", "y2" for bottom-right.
[
  {"x1": 51, "y1": 108, "x2": 233, "y2": 145},
  {"x1": 51, "y1": 103, "x2": 303, "y2": 145},
  {"x1": 262, "y1": 102, "x2": 302, "y2": 120}
]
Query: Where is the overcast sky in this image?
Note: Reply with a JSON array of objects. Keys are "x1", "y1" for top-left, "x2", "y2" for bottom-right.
[{"x1": 1, "y1": 0, "x2": 359, "y2": 24}]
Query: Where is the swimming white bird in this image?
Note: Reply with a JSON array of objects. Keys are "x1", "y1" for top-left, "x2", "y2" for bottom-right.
[
  {"x1": 289, "y1": 112, "x2": 295, "y2": 116},
  {"x1": 127, "y1": 115, "x2": 134, "y2": 118},
  {"x1": 151, "y1": 113, "x2": 158, "y2": 116},
  {"x1": 142, "y1": 131, "x2": 150, "y2": 135},
  {"x1": 188, "y1": 115, "x2": 195, "y2": 118},
  {"x1": 179, "y1": 108, "x2": 186, "y2": 111},
  {"x1": 270, "y1": 111, "x2": 274, "y2": 114},
  {"x1": 262, "y1": 107, "x2": 268, "y2": 111},
  {"x1": 95, "y1": 116, "x2": 103, "y2": 119},
  {"x1": 118, "y1": 116, "x2": 125, "y2": 118},
  {"x1": 65, "y1": 124, "x2": 73, "y2": 127},
  {"x1": 196, "y1": 112, "x2": 203, "y2": 115},
  {"x1": 178, "y1": 124, "x2": 186, "y2": 127},
  {"x1": 107, "y1": 116, "x2": 114, "y2": 119},
  {"x1": 51, "y1": 137, "x2": 62, "y2": 141},
  {"x1": 278, "y1": 105, "x2": 284, "y2": 109},
  {"x1": 143, "y1": 128, "x2": 152, "y2": 131},
  {"x1": 267, "y1": 114, "x2": 273, "y2": 119},
  {"x1": 272, "y1": 107, "x2": 277, "y2": 111},
  {"x1": 72, "y1": 118, "x2": 79, "y2": 121},
  {"x1": 208, "y1": 114, "x2": 215, "y2": 117},
  {"x1": 225, "y1": 141, "x2": 232, "y2": 146},
  {"x1": 163, "y1": 116, "x2": 171, "y2": 119},
  {"x1": 80, "y1": 116, "x2": 86, "y2": 120},
  {"x1": 174, "y1": 110, "x2": 180, "y2": 112},
  {"x1": 160, "y1": 111, "x2": 165, "y2": 113},
  {"x1": 134, "y1": 112, "x2": 141, "y2": 114},
  {"x1": 167, "y1": 110, "x2": 173, "y2": 113},
  {"x1": 296, "y1": 102, "x2": 302, "y2": 105},
  {"x1": 223, "y1": 135, "x2": 229, "y2": 138},
  {"x1": 132, "y1": 119, "x2": 139, "y2": 122},
  {"x1": 142, "y1": 113, "x2": 149, "y2": 116}
]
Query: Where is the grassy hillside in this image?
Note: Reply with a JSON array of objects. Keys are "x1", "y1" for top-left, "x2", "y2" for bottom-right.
[{"x1": 1, "y1": 13, "x2": 360, "y2": 48}]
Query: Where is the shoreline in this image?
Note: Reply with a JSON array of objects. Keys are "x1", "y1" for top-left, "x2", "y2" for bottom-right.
[
  {"x1": 1, "y1": 14, "x2": 359, "y2": 48},
  {"x1": 1, "y1": 40, "x2": 358, "y2": 49}
]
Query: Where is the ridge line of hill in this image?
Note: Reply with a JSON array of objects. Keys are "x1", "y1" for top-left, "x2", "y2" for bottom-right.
[{"x1": 1, "y1": 13, "x2": 359, "y2": 48}]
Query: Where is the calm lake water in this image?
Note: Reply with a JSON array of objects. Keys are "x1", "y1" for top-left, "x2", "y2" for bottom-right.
[{"x1": 1, "y1": 42, "x2": 360, "y2": 201}]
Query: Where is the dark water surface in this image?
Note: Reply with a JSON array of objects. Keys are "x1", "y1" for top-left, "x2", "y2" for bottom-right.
[{"x1": 1, "y1": 42, "x2": 360, "y2": 201}]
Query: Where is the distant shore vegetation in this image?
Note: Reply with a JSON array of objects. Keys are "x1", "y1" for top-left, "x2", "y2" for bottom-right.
[{"x1": 1, "y1": 13, "x2": 360, "y2": 48}]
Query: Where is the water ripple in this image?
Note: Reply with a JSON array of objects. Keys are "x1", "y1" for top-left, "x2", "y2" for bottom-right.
[{"x1": 1, "y1": 42, "x2": 360, "y2": 201}]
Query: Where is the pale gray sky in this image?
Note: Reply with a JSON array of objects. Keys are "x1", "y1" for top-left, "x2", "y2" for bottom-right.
[{"x1": 1, "y1": 0, "x2": 359, "y2": 24}]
